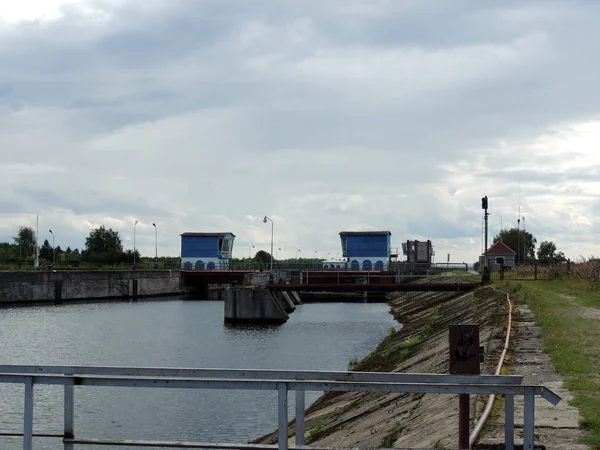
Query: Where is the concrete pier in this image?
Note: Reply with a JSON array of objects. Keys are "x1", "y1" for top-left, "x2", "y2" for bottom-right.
[
  {"x1": 224, "y1": 286, "x2": 289, "y2": 324},
  {"x1": 274, "y1": 291, "x2": 296, "y2": 313}
]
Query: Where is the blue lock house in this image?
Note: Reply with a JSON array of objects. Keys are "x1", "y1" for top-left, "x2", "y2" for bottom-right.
[
  {"x1": 181, "y1": 232, "x2": 235, "y2": 270},
  {"x1": 339, "y1": 231, "x2": 391, "y2": 270}
]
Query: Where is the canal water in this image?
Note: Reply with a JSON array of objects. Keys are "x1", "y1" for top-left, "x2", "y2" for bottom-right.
[{"x1": 0, "y1": 298, "x2": 397, "y2": 449}]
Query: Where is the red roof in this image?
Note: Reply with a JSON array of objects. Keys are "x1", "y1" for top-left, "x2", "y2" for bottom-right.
[{"x1": 487, "y1": 241, "x2": 516, "y2": 255}]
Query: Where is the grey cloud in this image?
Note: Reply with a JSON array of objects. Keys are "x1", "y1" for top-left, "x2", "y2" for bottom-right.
[{"x1": 2, "y1": 0, "x2": 600, "y2": 261}]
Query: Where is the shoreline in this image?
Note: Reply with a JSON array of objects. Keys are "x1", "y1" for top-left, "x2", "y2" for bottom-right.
[{"x1": 254, "y1": 287, "x2": 507, "y2": 448}]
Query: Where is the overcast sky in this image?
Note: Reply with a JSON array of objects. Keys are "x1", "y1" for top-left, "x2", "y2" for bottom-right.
[{"x1": 1, "y1": 0, "x2": 600, "y2": 263}]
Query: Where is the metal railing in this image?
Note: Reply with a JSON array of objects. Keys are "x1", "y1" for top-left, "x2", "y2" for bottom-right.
[{"x1": 0, "y1": 365, "x2": 559, "y2": 450}]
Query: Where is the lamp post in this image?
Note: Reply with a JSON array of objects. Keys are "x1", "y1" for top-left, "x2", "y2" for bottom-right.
[
  {"x1": 522, "y1": 216, "x2": 526, "y2": 261},
  {"x1": 263, "y1": 216, "x2": 273, "y2": 272},
  {"x1": 48, "y1": 229, "x2": 55, "y2": 265},
  {"x1": 152, "y1": 223, "x2": 158, "y2": 269},
  {"x1": 249, "y1": 245, "x2": 255, "y2": 259},
  {"x1": 133, "y1": 220, "x2": 138, "y2": 268},
  {"x1": 277, "y1": 247, "x2": 281, "y2": 260}
]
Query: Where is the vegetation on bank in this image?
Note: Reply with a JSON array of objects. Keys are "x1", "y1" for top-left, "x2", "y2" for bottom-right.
[{"x1": 500, "y1": 279, "x2": 600, "y2": 448}]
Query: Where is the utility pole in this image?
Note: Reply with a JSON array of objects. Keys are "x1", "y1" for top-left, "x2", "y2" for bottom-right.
[
  {"x1": 34, "y1": 215, "x2": 39, "y2": 268},
  {"x1": 482, "y1": 196, "x2": 490, "y2": 283}
]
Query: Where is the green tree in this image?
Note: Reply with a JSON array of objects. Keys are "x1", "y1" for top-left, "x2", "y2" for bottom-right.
[
  {"x1": 13, "y1": 226, "x2": 36, "y2": 257},
  {"x1": 39, "y1": 239, "x2": 53, "y2": 261},
  {"x1": 84, "y1": 226, "x2": 123, "y2": 262},
  {"x1": 254, "y1": 250, "x2": 271, "y2": 268},
  {"x1": 537, "y1": 241, "x2": 556, "y2": 261},
  {"x1": 493, "y1": 227, "x2": 536, "y2": 263}
]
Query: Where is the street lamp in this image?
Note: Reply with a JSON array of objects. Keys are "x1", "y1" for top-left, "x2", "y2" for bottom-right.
[
  {"x1": 263, "y1": 216, "x2": 273, "y2": 272},
  {"x1": 133, "y1": 220, "x2": 138, "y2": 268},
  {"x1": 152, "y1": 223, "x2": 158, "y2": 269},
  {"x1": 48, "y1": 229, "x2": 55, "y2": 265},
  {"x1": 277, "y1": 247, "x2": 281, "y2": 260},
  {"x1": 249, "y1": 245, "x2": 255, "y2": 259}
]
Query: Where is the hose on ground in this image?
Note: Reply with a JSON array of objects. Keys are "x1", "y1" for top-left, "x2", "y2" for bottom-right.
[{"x1": 469, "y1": 287, "x2": 513, "y2": 449}]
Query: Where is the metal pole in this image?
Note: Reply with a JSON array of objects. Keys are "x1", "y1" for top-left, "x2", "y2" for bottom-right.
[
  {"x1": 270, "y1": 222, "x2": 274, "y2": 272},
  {"x1": 133, "y1": 220, "x2": 138, "y2": 268},
  {"x1": 24, "y1": 377, "x2": 34, "y2": 450},
  {"x1": 482, "y1": 196, "x2": 489, "y2": 282},
  {"x1": 34, "y1": 215, "x2": 39, "y2": 268},
  {"x1": 49, "y1": 229, "x2": 55, "y2": 265},
  {"x1": 523, "y1": 387, "x2": 535, "y2": 450},
  {"x1": 153, "y1": 223, "x2": 157, "y2": 269},
  {"x1": 295, "y1": 390, "x2": 305, "y2": 446},
  {"x1": 517, "y1": 216, "x2": 521, "y2": 265},
  {"x1": 64, "y1": 384, "x2": 75, "y2": 450},
  {"x1": 277, "y1": 383, "x2": 288, "y2": 450},
  {"x1": 263, "y1": 216, "x2": 274, "y2": 272},
  {"x1": 459, "y1": 393, "x2": 470, "y2": 449}
]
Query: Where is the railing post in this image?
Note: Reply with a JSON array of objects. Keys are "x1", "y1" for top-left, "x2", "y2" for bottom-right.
[
  {"x1": 23, "y1": 376, "x2": 34, "y2": 450},
  {"x1": 64, "y1": 383, "x2": 75, "y2": 450},
  {"x1": 504, "y1": 394, "x2": 514, "y2": 450},
  {"x1": 458, "y1": 393, "x2": 470, "y2": 449},
  {"x1": 277, "y1": 383, "x2": 288, "y2": 450},
  {"x1": 523, "y1": 387, "x2": 535, "y2": 450},
  {"x1": 295, "y1": 389, "x2": 305, "y2": 446}
]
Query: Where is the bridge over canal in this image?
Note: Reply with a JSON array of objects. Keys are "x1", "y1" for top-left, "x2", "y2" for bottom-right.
[{"x1": 182, "y1": 269, "x2": 480, "y2": 293}]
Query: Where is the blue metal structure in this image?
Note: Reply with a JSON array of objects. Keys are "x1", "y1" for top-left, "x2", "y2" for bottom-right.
[
  {"x1": 339, "y1": 231, "x2": 391, "y2": 270},
  {"x1": 180, "y1": 232, "x2": 235, "y2": 270}
]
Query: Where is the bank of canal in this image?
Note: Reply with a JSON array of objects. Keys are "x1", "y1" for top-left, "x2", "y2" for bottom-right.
[{"x1": 257, "y1": 287, "x2": 507, "y2": 448}]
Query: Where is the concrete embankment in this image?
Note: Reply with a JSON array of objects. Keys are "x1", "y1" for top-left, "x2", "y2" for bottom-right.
[
  {"x1": 0, "y1": 270, "x2": 184, "y2": 304},
  {"x1": 256, "y1": 287, "x2": 507, "y2": 448}
]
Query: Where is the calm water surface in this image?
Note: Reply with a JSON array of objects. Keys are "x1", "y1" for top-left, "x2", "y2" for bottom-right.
[{"x1": 0, "y1": 298, "x2": 397, "y2": 449}]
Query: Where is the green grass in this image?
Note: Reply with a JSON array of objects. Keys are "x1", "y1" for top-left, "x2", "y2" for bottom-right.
[{"x1": 503, "y1": 279, "x2": 600, "y2": 448}]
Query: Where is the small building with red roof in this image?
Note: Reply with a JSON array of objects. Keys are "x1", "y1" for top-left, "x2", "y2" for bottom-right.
[{"x1": 481, "y1": 241, "x2": 516, "y2": 272}]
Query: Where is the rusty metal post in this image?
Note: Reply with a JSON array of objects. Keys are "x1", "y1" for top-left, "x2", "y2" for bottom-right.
[
  {"x1": 449, "y1": 325, "x2": 481, "y2": 450},
  {"x1": 459, "y1": 393, "x2": 470, "y2": 449}
]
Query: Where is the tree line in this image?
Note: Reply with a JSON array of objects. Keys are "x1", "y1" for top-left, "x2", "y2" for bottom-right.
[{"x1": 0, "y1": 225, "x2": 143, "y2": 266}]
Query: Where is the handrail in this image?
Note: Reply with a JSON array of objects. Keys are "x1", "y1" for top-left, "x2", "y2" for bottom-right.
[
  {"x1": 0, "y1": 365, "x2": 559, "y2": 450},
  {"x1": 0, "y1": 364, "x2": 524, "y2": 384}
]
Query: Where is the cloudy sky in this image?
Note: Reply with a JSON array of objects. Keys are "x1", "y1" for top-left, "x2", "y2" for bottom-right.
[{"x1": 1, "y1": 0, "x2": 600, "y2": 263}]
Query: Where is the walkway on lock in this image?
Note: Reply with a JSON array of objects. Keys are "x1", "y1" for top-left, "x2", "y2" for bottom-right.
[{"x1": 183, "y1": 270, "x2": 480, "y2": 292}]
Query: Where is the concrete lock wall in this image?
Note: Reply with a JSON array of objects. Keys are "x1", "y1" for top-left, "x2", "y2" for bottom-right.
[
  {"x1": 0, "y1": 271, "x2": 183, "y2": 304},
  {"x1": 224, "y1": 287, "x2": 289, "y2": 324}
]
